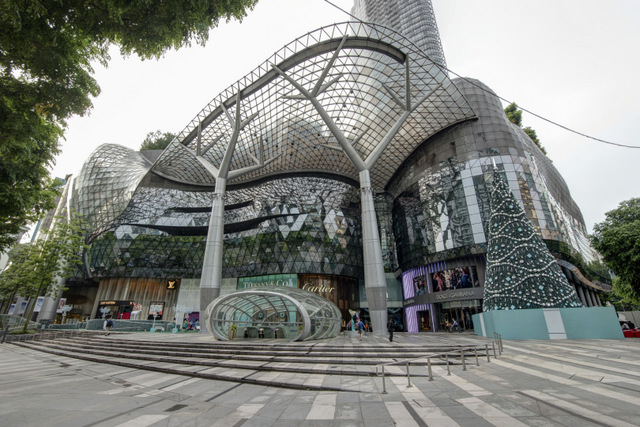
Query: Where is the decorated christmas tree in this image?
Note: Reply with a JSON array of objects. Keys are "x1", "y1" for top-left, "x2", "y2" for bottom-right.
[{"x1": 483, "y1": 170, "x2": 582, "y2": 311}]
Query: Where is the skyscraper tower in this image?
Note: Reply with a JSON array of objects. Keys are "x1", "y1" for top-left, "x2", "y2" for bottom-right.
[{"x1": 351, "y1": 0, "x2": 447, "y2": 68}]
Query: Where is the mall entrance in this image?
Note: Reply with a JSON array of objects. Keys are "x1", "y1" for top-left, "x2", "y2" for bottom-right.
[
  {"x1": 438, "y1": 300, "x2": 482, "y2": 331},
  {"x1": 417, "y1": 309, "x2": 431, "y2": 331}
]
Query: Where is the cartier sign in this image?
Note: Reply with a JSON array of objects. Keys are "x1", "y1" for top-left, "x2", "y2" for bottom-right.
[{"x1": 301, "y1": 283, "x2": 335, "y2": 293}]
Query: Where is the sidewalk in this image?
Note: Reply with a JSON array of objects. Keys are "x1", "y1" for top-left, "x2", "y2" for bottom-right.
[{"x1": 1, "y1": 332, "x2": 639, "y2": 426}]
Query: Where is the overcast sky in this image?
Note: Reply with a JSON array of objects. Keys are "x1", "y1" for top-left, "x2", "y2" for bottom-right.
[{"x1": 52, "y1": 0, "x2": 640, "y2": 233}]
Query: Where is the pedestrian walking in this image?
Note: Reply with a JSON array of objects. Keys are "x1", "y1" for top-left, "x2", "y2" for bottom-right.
[
  {"x1": 387, "y1": 319, "x2": 394, "y2": 342},
  {"x1": 357, "y1": 320, "x2": 364, "y2": 341},
  {"x1": 103, "y1": 316, "x2": 113, "y2": 336}
]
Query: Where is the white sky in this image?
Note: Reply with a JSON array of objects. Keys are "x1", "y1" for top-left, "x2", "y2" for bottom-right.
[{"x1": 52, "y1": 0, "x2": 640, "y2": 233}]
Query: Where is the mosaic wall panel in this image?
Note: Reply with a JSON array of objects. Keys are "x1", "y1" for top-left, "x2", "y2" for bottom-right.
[
  {"x1": 389, "y1": 77, "x2": 599, "y2": 270},
  {"x1": 221, "y1": 177, "x2": 363, "y2": 278},
  {"x1": 81, "y1": 176, "x2": 366, "y2": 280}
]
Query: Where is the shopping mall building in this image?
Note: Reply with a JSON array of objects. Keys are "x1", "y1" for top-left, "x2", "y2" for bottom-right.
[{"x1": 49, "y1": 0, "x2": 609, "y2": 333}]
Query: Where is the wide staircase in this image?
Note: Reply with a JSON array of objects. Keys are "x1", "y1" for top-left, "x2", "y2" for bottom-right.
[{"x1": 10, "y1": 332, "x2": 500, "y2": 392}]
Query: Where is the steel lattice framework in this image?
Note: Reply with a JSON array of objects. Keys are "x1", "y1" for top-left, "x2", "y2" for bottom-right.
[
  {"x1": 151, "y1": 22, "x2": 475, "y2": 191},
  {"x1": 148, "y1": 22, "x2": 478, "y2": 334},
  {"x1": 205, "y1": 286, "x2": 342, "y2": 341}
]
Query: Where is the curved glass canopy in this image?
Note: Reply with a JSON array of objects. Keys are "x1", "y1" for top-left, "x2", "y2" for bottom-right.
[
  {"x1": 151, "y1": 21, "x2": 475, "y2": 191},
  {"x1": 205, "y1": 287, "x2": 342, "y2": 341}
]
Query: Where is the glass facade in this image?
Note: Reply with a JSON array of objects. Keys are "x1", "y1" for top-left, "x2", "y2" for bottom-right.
[
  {"x1": 85, "y1": 176, "x2": 365, "y2": 280},
  {"x1": 58, "y1": 12, "x2": 605, "y2": 332},
  {"x1": 352, "y1": 0, "x2": 447, "y2": 69},
  {"x1": 389, "y1": 78, "x2": 598, "y2": 270},
  {"x1": 205, "y1": 286, "x2": 342, "y2": 341}
]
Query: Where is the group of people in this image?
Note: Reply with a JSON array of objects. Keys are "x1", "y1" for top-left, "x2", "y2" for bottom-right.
[
  {"x1": 182, "y1": 319, "x2": 199, "y2": 330},
  {"x1": 621, "y1": 321, "x2": 636, "y2": 330},
  {"x1": 443, "y1": 318, "x2": 463, "y2": 332},
  {"x1": 432, "y1": 267, "x2": 475, "y2": 292}
]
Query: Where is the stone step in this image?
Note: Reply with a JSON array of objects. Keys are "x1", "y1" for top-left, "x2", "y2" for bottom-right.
[
  {"x1": 15, "y1": 337, "x2": 465, "y2": 373},
  {"x1": 11, "y1": 340, "x2": 360, "y2": 392},
  {"x1": 72, "y1": 335, "x2": 482, "y2": 361},
  {"x1": 79, "y1": 335, "x2": 484, "y2": 353},
  {"x1": 11, "y1": 332, "x2": 494, "y2": 391}
]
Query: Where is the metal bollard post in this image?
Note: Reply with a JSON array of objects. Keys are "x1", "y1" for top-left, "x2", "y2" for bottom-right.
[
  {"x1": 485, "y1": 344, "x2": 491, "y2": 362},
  {"x1": 499, "y1": 334, "x2": 503, "y2": 354},
  {"x1": 427, "y1": 357, "x2": 433, "y2": 381},
  {"x1": 445, "y1": 354, "x2": 451, "y2": 376},
  {"x1": 406, "y1": 362, "x2": 412, "y2": 387},
  {"x1": 474, "y1": 348, "x2": 479, "y2": 366},
  {"x1": 461, "y1": 349, "x2": 466, "y2": 371},
  {"x1": 492, "y1": 342, "x2": 497, "y2": 358},
  {"x1": 381, "y1": 365, "x2": 387, "y2": 394}
]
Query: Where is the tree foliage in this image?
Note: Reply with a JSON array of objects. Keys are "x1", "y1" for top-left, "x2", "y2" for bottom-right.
[
  {"x1": 601, "y1": 277, "x2": 640, "y2": 311},
  {"x1": 504, "y1": 103, "x2": 522, "y2": 127},
  {"x1": 140, "y1": 130, "x2": 176, "y2": 151},
  {"x1": 504, "y1": 102, "x2": 547, "y2": 155},
  {"x1": 0, "y1": 212, "x2": 88, "y2": 330},
  {"x1": 591, "y1": 198, "x2": 640, "y2": 296},
  {"x1": 0, "y1": 0, "x2": 258, "y2": 252}
]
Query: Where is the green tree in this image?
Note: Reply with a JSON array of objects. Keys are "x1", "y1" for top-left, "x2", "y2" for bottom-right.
[
  {"x1": 591, "y1": 198, "x2": 640, "y2": 296},
  {"x1": 0, "y1": 213, "x2": 88, "y2": 332},
  {"x1": 0, "y1": 0, "x2": 258, "y2": 252},
  {"x1": 0, "y1": 243, "x2": 32, "y2": 312},
  {"x1": 140, "y1": 131, "x2": 176, "y2": 151},
  {"x1": 601, "y1": 277, "x2": 640, "y2": 311},
  {"x1": 504, "y1": 102, "x2": 547, "y2": 155},
  {"x1": 504, "y1": 102, "x2": 522, "y2": 127}
]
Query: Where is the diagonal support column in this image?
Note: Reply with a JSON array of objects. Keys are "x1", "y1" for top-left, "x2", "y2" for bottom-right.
[
  {"x1": 273, "y1": 52, "x2": 442, "y2": 334},
  {"x1": 359, "y1": 170, "x2": 388, "y2": 333},
  {"x1": 200, "y1": 178, "x2": 226, "y2": 326},
  {"x1": 195, "y1": 92, "x2": 268, "y2": 334}
]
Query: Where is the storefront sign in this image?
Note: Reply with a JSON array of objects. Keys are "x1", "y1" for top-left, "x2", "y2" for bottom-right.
[
  {"x1": 301, "y1": 283, "x2": 335, "y2": 293},
  {"x1": 432, "y1": 287, "x2": 483, "y2": 303},
  {"x1": 403, "y1": 297, "x2": 416, "y2": 307},
  {"x1": 99, "y1": 300, "x2": 135, "y2": 306},
  {"x1": 435, "y1": 290, "x2": 476, "y2": 300},
  {"x1": 403, "y1": 287, "x2": 483, "y2": 306},
  {"x1": 238, "y1": 274, "x2": 297, "y2": 289}
]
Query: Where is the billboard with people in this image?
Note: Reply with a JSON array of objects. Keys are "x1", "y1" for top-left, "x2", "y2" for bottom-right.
[{"x1": 432, "y1": 266, "x2": 480, "y2": 292}]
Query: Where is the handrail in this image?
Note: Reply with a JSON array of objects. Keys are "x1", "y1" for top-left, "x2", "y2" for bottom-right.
[{"x1": 376, "y1": 336, "x2": 502, "y2": 394}]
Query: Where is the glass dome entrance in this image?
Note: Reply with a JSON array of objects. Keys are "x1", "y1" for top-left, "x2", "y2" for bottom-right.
[{"x1": 204, "y1": 286, "x2": 342, "y2": 341}]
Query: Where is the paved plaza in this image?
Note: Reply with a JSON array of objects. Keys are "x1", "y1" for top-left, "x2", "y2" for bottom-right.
[{"x1": 1, "y1": 332, "x2": 639, "y2": 426}]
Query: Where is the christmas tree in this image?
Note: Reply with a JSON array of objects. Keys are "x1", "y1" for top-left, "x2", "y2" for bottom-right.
[{"x1": 483, "y1": 170, "x2": 582, "y2": 311}]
